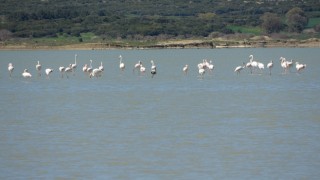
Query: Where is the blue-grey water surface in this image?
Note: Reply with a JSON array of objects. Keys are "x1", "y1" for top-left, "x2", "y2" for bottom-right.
[{"x1": 0, "y1": 48, "x2": 320, "y2": 179}]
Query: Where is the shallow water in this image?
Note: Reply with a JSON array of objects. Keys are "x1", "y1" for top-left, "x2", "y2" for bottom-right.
[{"x1": 0, "y1": 48, "x2": 320, "y2": 179}]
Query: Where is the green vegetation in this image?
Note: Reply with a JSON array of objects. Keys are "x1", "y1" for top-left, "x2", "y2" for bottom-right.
[
  {"x1": 307, "y1": 17, "x2": 320, "y2": 28},
  {"x1": 226, "y1": 25, "x2": 263, "y2": 35},
  {"x1": 0, "y1": 0, "x2": 319, "y2": 46}
]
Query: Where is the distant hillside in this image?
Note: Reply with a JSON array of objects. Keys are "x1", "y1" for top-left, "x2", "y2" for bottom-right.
[{"x1": 0, "y1": 0, "x2": 320, "y2": 41}]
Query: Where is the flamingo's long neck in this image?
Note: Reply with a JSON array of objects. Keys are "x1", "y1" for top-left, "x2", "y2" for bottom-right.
[
  {"x1": 74, "y1": 55, "x2": 77, "y2": 64},
  {"x1": 249, "y1": 55, "x2": 253, "y2": 62}
]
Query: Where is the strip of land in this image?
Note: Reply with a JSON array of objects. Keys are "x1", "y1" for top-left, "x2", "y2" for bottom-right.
[{"x1": 0, "y1": 37, "x2": 319, "y2": 50}]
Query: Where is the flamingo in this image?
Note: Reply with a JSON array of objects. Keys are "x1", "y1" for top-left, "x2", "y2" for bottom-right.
[
  {"x1": 197, "y1": 59, "x2": 207, "y2": 70},
  {"x1": 71, "y1": 54, "x2": 77, "y2": 75},
  {"x1": 234, "y1": 63, "x2": 245, "y2": 75},
  {"x1": 197, "y1": 62, "x2": 204, "y2": 70},
  {"x1": 99, "y1": 61, "x2": 104, "y2": 71},
  {"x1": 208, "y1": 60, "x2": 214, "y2": 72},
  {"x1": 22, "y1": 69, "x2": 32, "y2": 78},
  {"x1": 90, "y1": 68, "x2": 103, "y2": 78},
  {"x1": 133, "y1": 61, "x2": 142, "y2": 73},
  {"x1": 202, "y1": 59, "x2": 209, "y2": 69},
  {"x1": 45, "y1": 68, "x2": 53, "y2": 78},
  {"x1": 8, "y1": 63, "x2": 14, "y2": 77},
  {"x1": 140, "y1": 64, "x2": 146, "y2": 74},
  {"x1": 86, "y1": 60, "x2": 93, "y2": 75},
  {"x1": 295, "y1": 62, "x2": 306, "y2": 73},
  {"x1": 82, "y1": 64, "x2": 88, "y2": 72},
  {"x1": 257, "y1": 62, "x2": 264, "y2": 74},
  {"x1": 249, "y1": 55, "x2": 258, "y2": 73},
  {"x1": 59, "y1": 66, "x2": 65, "y2": 78},
  {"x1": 64, "y1": 64, "x2": 72, "y2": 78},
  {"x1": 36, "y1": 61, "x2": 42, "y2": 76},
  {"x1": 287, "y1": 59, "x2": 294, "y2": 71},
  {"x1": 150, "y1": 60, "x2": 157, "y2": 78},
  {"x1": 280, "y1": 57, "x2": 289, "y2": 74},
  {"x1": 197, "y1": 59, "x2": 206, "y2": 78},
  {"x1": 183, "y1": 64, "x2": 188, "y2": 74},
  {"x1": 119, "y1": 55, "x2": 125, "y2": 71},
  {"x1": 267, "y1": 60, "x2": 273, "y2": 75},
  {"x1": 198, "y1": 67, "x2": 205, "y2": 78}
]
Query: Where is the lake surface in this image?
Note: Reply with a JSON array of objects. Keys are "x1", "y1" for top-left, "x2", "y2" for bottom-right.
[{"x1": 0, "y1": 48, "x2": 320, "y2": 179}]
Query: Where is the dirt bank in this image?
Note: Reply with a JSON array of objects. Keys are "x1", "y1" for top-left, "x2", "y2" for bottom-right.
[{"x1": 0, "y1": 38, "x2": 319, "y2": 50}]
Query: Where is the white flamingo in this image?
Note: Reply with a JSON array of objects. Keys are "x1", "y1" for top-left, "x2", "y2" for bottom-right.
[
  {"x1": 183, "y1": 64, "x2": 188, "y2": 74},
  {"x1": 202, "y1": 59, "x2": 209, "y2": 69},
  {"x1": 197, "y1": 59, "x2": 207, "y2": 70},
  {"x1": 86, "y1": 60, "x2": 93, "y2": 75},
  {"x1": 267, "y1": 60, "x2": 273, "y2": 75},
  {"x1": 45, "y1": 68, "x2": 53, "y2": 78},
  {"x1": 140, "y1": 64, "x2": 146, "y2": 74},
  {"x1": 295, "y1": 62, "x2": 306, "y2": 73},
  {"x1": 8, "y1": 63, "x2": 14, "y2": 77},
  {"x1": 208, "y1": 60, "x2": 214, "y2": 72},
  {"x1": 249, "y1": 55, "x2": 258, "y2": 73},
  {"x1": 257, "y1": 62, "x2": 264, "y2": 74},
  {"x1": 64, "y1": 64, "x2": 72, "y2": 78},
  {"x1": 150, "y1": 60, "x2": 157, "y2": 78},
  {"x1": 82, "y1": 64, "x2": 88, "y2": 72},
  {"x1": 36, "y1": 61, "x2": 42, "y2": 76},
  {"x1": 59, "y1": 66, "x2": 65, "y2": 78},
  {"x1": 198, "y1": 68, "x2": 205, "y2": 78},
  {"x1": 133, "y1": 61, "x2": 142, "y2": 73},
  {"x1": 287, "y1": 59, "x2": 294, "y2": 71},
  {"x1": 90, "y1": 68, "x2": 103, "y2": 78},
  {"x1": 234, "y1": 63, "x2": 245, "y2": 75},
  {"x1": 119, "y1": 55, "x2": 125, "y2": 71},
  {"x1": 99, "y1": 61, "x2": 104, "y2": 71},
  {"x1": 71, "y1": 54, "x2": 77, "y2": 75},
  {"x1": 22, "y1": 69, "x2": 32, "y2": 78},
  {"x1": 280, "y1": 57, "x2": 289, "y2": 74}
]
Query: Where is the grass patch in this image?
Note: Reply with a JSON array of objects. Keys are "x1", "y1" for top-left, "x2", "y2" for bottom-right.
[
  {"x1": 306, "y1": 17, "x2": 320, "y2": 28},
  {"x1": 227, "y1": 25, "x2": 263, "y2": 35},
  {"x1": 80, "y1": 32, "x2": 98, "y2": 41}
]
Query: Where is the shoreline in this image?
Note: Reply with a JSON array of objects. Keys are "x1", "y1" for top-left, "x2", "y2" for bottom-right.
[{"x1": 0, "y1": 39, "x2": 319, "y2": 50}]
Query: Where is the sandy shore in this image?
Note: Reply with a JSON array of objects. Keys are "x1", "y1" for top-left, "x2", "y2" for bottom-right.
[{"x1": 0, "y1": 38, "x2": 319, "y2": 50}]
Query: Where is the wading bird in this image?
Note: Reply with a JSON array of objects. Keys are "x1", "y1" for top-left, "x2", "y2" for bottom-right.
[
  {"x1": 234, "y1": 63, "x2": 245, "y2": 75},
  {"x1": 183, "y1": 64, "x2": 188, "y2": 75},
  {"x1": 267, "y1": 60, "x2": 273, "y2": 75},
  {"x1": 59, "y1": 66, "x2": 65, "y2": 78},
  {"x1": 36, "y1": 61, "x2": 42, "y2": 76},
  {"x1": 119, "y1": 55, "x2": 125, "y2": 71},
  {"x1": 8, "y1": 63, "x2": 14, "y2": 77},
  {"x1": 45, "y1": 68, "x2": 53, "y2": 78},
  {"x1": 150, "y1": 60, "x2": 156, "y2": 78},
  {"x1": 295, "y1": 62, "x2": 306, "y2": 73},
  {"x1": 22, "y1": 69, "x2": 32, "y2": 78},
  {"x1": 71, "y1": 54, "x2": 77, "y2": 75}
]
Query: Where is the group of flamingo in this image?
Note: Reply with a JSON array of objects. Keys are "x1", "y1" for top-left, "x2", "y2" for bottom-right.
[
  {"x1": 6, "y1": 54, "x2": 158, "y2": 79},
  {"x1": 180, "y1": 59, "x2": 214, "y2": 78},
  {"x1": 6, "y1": 54, "x2": 306, "y2": 79},
  {"x1": 234, "y1": 55, "x2": 306, "y2": 75}
]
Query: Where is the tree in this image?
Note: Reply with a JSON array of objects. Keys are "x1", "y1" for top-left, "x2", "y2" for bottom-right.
[
  {"x1": 261, "y1": 12, "x2": 282, "y2": 33},
  {"x1": 286, "y1": 7, "x2": 308, "y2": 33}
]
